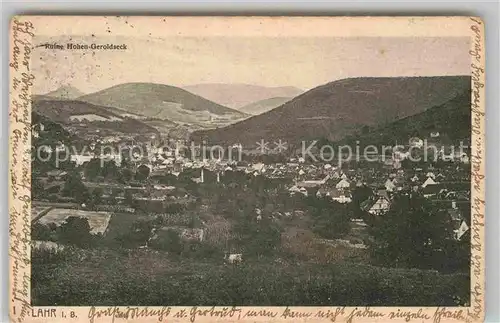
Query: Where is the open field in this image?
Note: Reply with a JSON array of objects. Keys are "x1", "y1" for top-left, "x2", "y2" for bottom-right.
[{"x1": 31, "y1": 206, "x2": 53, "y2": 221}]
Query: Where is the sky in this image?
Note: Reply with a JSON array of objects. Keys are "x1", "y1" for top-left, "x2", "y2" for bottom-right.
[{"x1": 33, "y1": 35, "x2": 471, "y2": 95}]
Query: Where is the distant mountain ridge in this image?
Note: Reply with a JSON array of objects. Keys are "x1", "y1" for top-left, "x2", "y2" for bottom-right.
[
  {"x1": 44, "y1": 85, "x2": 86, "y2": 100},
  {"x1": 182, "y1": 83, "x2": 303, "y2": 109},
  {"x1": 77, "y1": 82, "x2": 247, "y2": 125},
  {"x1": 191, "y1": 76, "x2": 471, "y2": 147},
  {"x1": 239, "y1": 97, "x2": 292, "y2": 115}
]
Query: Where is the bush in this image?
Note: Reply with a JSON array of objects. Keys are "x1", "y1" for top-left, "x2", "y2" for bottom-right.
[
  {"x1": 32, "y1": 223, "x2": 54, "y2": 241},
  {"x1": 149, "y1": 229, "x2": 182, "y2": 255},
  {"x1": 116, "y1": 219, "x2": 153, "y2": 249},
  {"x1": 181, "y1": 242, "x2": 223, "y2": 260},
  {"x1": 308, "y1": 197, "x2": 351, "y2": 239},
  {"x1": 57, "y1": 216, "x2": 94, "y2": 248}
]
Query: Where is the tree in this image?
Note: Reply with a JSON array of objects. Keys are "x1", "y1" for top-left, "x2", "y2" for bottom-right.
[
  {"x1": 85, "y1": 158, "x2": 102, "y2": 180},
  {"x1": 150, "y1": 229, "x2": 183, "y2": 255},
  {"x1": 102, "y1": 160, "x2": 120, "y2": 179},
  {"x1": 369, "y1": 192, "x2": 458, "y2": 271},
  {"x1": 116, "y1": 219, "x2": 153, "y2": 249},
  {"x1": 177, "y1": 168, "x2": 199, "y2": 185},
  {"x1": 352, "y1": 185, "x2": 372, "y2": 206},
  {"x1": 233, "y1": 217, "x2": 282, "y2": 258},
  {"x1": 124, "y1": 190, "x2": 136, "y2": 208},
  {"x1": 90, "y1": 188, "x2": 103, "y2": 207},
  {"x1": 221, "y1": 170, "x2": 248, "y2": 185},
  {"x1": 32, "y1": 178, "x2": 46, "y2": 199},
  {"x1": 351, "y1": 185, "x2": 373, "y2": 219},
  {"x1": 123, "y1": 190, "x2": 134, "y2": 206},
  {"x1": 158, "y1": 174, "x2": 177, "y2": 185},
  {"x1": 120, "y1": 155, "x2": 131, "y2": 169},
  {"x1": 61, "y1": 172, "x2": 89, "y2": 203},
  {"x1": 188, "y1": 214, "x2": 201, "y2": 228},
  {"x1": 135, "y1": 165, "x2": 150, "y2": 181},
  {"x1": 32, "y1": 223, "x2": 54, "y2": 241},
  {"x1": 307, "y1": 196, "x2": 351, "y2": 239},
  {"x1": 120, "y1": 168, "x2": 134, "y2": 183},
  {"x1": 108, "y1": 190, "x2": 118, "y2": 205},
  {"x1": 57, "y1": 216, "x2": 93, "y2": 248}
]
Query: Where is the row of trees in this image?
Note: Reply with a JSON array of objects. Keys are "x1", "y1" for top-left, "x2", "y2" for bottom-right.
[{"x1": 84, "y1": 159, "x2": 152, "y2": 182}]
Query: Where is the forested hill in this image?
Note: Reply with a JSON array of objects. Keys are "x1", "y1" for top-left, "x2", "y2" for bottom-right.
[
  {"x1": 333, "y1": 89, "x2": 471, "y2": 147},
  {"x1": 191, "y1": 76, "x2": 470, "y2": 146}
]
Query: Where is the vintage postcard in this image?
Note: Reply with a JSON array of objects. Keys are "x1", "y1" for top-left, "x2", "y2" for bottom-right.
[{"x1": 9, "y1": 16, "x2": 485, "y2": 323}]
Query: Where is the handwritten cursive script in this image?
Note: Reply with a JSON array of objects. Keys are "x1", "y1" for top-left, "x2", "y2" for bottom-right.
[
  {"x1": 467, "y1": 16, "x2": 485, "y2": 323},
  {"x1": 9, "y1": 17, "x2": 34, "y2": 323}
]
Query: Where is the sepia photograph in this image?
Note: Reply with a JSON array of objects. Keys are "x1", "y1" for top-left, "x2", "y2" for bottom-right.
[{"x1": 9, "y1": 16, "x2": 485, "y2": 323}]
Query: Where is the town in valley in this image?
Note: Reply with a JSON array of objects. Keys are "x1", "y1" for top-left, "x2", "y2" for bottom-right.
[{"x1": 30, "y1": 33, "x2": 473, "y2": 307}]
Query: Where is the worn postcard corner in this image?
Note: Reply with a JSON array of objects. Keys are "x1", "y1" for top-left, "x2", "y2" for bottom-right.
[{"x1": 9, "y1": 15, "x2": 485, "y2": 323}]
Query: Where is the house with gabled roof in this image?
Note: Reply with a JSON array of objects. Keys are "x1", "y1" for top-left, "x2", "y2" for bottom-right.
[
  {"x1": 460, "y1": 154, "x2": 470, "y2": 164},
  {"x1": 329, "y1": 188, "x2": 352, "y2": 204},
  {"x1": 360, "y1": 198, "x2": 373, "y2": 213},
  {"x1": 384, "y1": 178, "x2": 396, "y2": 192},
  {"x1": 422, "y1": 176, "x2": 437, "y2": 188},
  {"x1": 422, "y1": 183, "x2": 443, "y2": 198},
  {"x1": 359, "y1": 189, "x2": 391, "y2": 216},
  {"x1": 454, "y1": 221, "x2": 469, "y2": 240},
  {"x1": 435, "y1": 173, "x2": 446, "y2": 181},
  {"x1": 335, "y1": 178, "x2": 350, "y2": 189},
  {"x1": 377, "y1": 189, "x2": 390, "y2": 200},
  {"x1": 409, "y1": 137, "x2": 424, "y2": 148},
  {"x1": 46, "y1": 170, "x2": 68, "y2": 181},
  {"x1": 289, "y1": 185, "x2": 308, "y2": 197},
  {"x1": 368, "y1": 196, "x2": 391, "y2": 215}
]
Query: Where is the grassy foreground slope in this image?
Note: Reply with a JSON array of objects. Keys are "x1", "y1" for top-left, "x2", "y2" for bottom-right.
[{"x1": 32, "y1": 247, "x2": 468, "y2": 306}]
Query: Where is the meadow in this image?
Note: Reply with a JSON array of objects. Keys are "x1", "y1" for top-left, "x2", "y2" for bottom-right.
[{"x1": 32, "y1": 246, "x2": 469, "y2": 306}]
